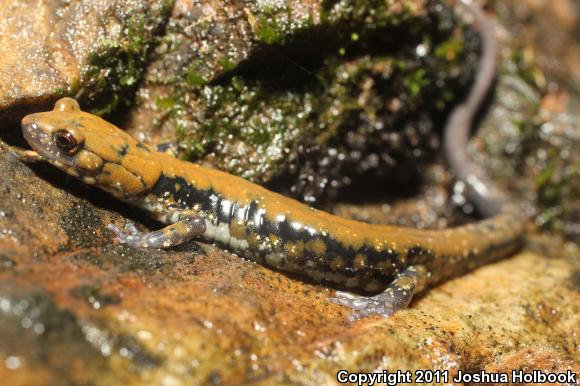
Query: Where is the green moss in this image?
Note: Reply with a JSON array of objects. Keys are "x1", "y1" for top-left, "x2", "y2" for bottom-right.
[
  {"x1": 321, "y1": 0, "x2": 415, "y2": 28},
  {"x1": 536, "y1": 153, "x2": 577, "y2": 210},
  {"x1": 219, "y1": 56, "x2": 237, "y2": 72},
  {"x1": 403, "y1": 68, "x2": 429, "y2": 101},
  {"x1": 186, "y1": 67, "x2": 209, "y2": 87},
  {"x1": 248, "y1": 2, "x2": 304, "y2": 46},
  {"x1": 155, "y1": 95, "x2": 176, "y2": 110},
  {"x1": 231, "y1": 76, "x2": 244, "y2": 92},
  {"x1": 535, "y1": 165, "x2": 555, "y2": 188},
  {"x1": 54, "y1": 87, "x2": 68, "y2": 98},
  {"x1": 80, "y1": 1, "x2": 175, "y2": 116},
  {"x1": 160, "y1": 0, "x2": 174, "y2": 18},
  {"x1": 83, "y1": 16, "x2": 149, "y2": 115},
  {"x1": 254, "y1": 14, "x2": 285, "y2": 45},
  {"x1": 435, "y1": 38, "x2": 464, "y2": 61},
  {"x1": 153, "y1": 0, "x2": 473, "y2": 188},
  {"x1": 514, "y1": 100, "x2": 577, "y2": 238},
  {"x1": 509, "y1": 50, "x2": 546, "y2": 92}
]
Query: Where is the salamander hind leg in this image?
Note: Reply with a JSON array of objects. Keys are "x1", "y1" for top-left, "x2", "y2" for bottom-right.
[
  {"x1": 106, "y1": 215, "x2": 206, "y2": 249},
  {"x1": 329, "y1": 265, "x2": 428, "y2": 320}
]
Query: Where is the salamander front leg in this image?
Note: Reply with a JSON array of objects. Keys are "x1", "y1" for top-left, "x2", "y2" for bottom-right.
[
  {"x1": 329, "y1": 265, "x2": 429, "y2": 320},
  {"x1": 106, "y1": 216, "x2": 206, "y2": 249},
  {"x1": 1, "y1": 142, "x2": 45, "y2": 163}
]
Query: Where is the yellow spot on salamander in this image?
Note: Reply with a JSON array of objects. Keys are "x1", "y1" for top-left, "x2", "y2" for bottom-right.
[
  {"x1": 284, "y1": 241, "x2": 304, "y2": 258},
  {"x1": 353, "y1": 254, "x2": 367, "y2": 269},
  {"x1": 229, "y1": 221, "x2": 247, "y2": 240},
  {"x1": 305, "y1": 238, "x2": 327, "y2": 255},
  {"x1": 268, "y1": 234, "x2": 282, "y2": 251},
  {"x1": 330, "y1": 257, "x2": 344, "y2": 271}
]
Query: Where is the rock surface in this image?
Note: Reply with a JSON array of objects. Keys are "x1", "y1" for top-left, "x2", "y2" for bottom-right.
[
  {"x1": 0, "y1": 153, "x2": 578, "y2": 385},
  {"x1": 124, "y1": 0, "x2": 480, "y2": 203},
  {"x1": 0, "y1": 0, "x2": 171, "y2": 124},
  {"x1": 0, "y1": 0, "x2": 578, "y2": 385}
]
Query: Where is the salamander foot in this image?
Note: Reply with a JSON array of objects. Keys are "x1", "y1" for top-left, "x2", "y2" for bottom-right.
[
  {"x1": 329, "y1": 265, "x2": 428, "y2": 321},
  {"x1": 107, "y1": 216, "x2": 206, "y2": 249}
]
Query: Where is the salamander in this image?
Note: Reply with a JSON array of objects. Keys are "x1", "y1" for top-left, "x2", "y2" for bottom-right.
[{"x1": 18, "y1": 0, "x2": 526, "y2": 319}]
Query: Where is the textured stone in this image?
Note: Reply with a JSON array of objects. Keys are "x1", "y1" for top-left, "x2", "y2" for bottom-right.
[
  {"x1": 0, "y1": 0, "x2": 171, "y2": 123},
  {"x1": 0, "y1": 152, "x2": 577, "y2": 385},
  {"x1": 0, "y1": 0, "x2": 578, "y2": 384}
]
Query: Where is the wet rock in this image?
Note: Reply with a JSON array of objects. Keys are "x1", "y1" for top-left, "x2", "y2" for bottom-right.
[
  {"x1": 0, "y1": 0, "x2": 478, "y2": 203},
  {"x1": 0, "y1": 0, "x2": 578, "y2": 385},
  {"x1": 0, "y1": 0, "x2": 171, "y2": 124},
  {"x1": 0, "y1": 146, "x2": 578, "y2": 384},
  {"x1": 126, "y1": 0, "x2": 479, "y2": 203}
]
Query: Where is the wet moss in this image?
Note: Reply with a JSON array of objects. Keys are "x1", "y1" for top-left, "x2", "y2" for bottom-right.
[
  {"x1": 82, "y1": 16, "x2": 150, "y2": 115},
  {"x1": 403, "y1": 67, "x2": 430, "y2": 103},
  {"x1": 509, "y1": 49, "x2": 547, "y2": 92},
  {"x1": 475, "y1": 53, "x2": 577, "y2": 241},
  {"x1": 185, "y1": 60, "x2": 210, "y2": 88},
  {"x1": 435, "y1": 37, "x2": 464, "y2": 61},
  {"x1": 219, "y1": 56, "x2": 238, "y2": 73},
  {"x1": 151, "y1": 0, "x2": 477, "y2": 202},
  {"x1": 159, "y1": 0, "x2": 174, "y2": 19},
  {"x1": 248, "y1": 2, "x2": 308, "y2": 45},
  {"x1": 254, "y1": 14, "x2": 286, "y2": 45},
  {"x1": 76, "y1": 1, "x2": 175, "y2": 116},
  {"x1": 531, "y1": 134, "x2": 579, "y2": 239},
  {"x1": 321, "y1": 0, "x2": 416, "y2": 27}
]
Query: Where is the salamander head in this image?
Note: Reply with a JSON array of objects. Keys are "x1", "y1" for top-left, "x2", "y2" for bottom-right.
[{"x1": 22, "y1": 98, "x2": 162, "y2": 199}]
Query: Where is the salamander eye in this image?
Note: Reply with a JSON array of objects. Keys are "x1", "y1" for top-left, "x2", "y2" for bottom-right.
[{"x1": 54, "y1": 130, "x2": 82, "y2": 154}]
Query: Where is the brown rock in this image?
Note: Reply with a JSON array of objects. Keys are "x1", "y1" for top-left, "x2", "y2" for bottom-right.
[
  {"x1": 0, "y1": 0, "x2": 170, "y2": 123},
  {"x1": 0, "y1": 0, "x2": 578, "y2": 384},
  {"x1": 0, "y1": 145, "x2": 578, "y2": 385}
]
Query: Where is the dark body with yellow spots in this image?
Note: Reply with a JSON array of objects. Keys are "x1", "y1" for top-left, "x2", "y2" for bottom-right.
[
  {"x1": 21, "y1": 96, "x2": 525, "y2": 317},
  {"x1": 148, "y1": 166, "x2": 524, "y2": 293},
  {"x1": 20, "y1": 0, "x2": 526, "y2": 318}
]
